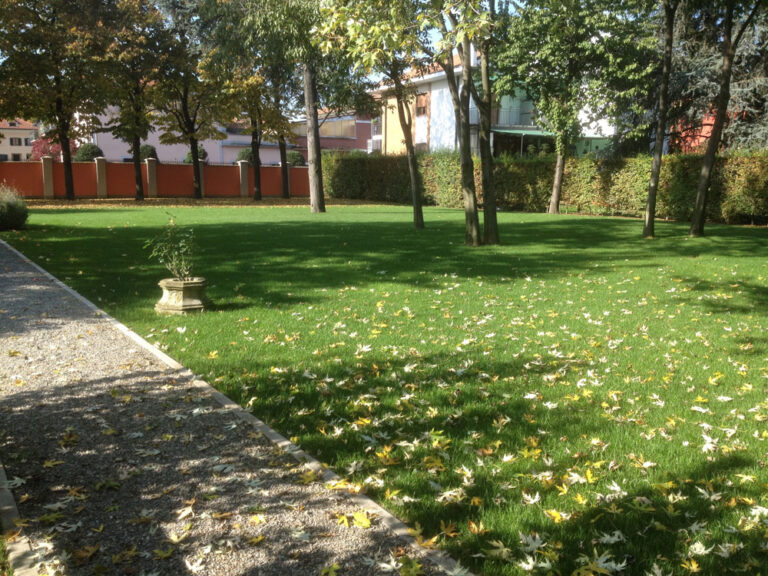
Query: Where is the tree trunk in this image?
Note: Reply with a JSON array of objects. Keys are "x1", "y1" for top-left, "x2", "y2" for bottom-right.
[
  {"x1": 643, "y1": 0, "x2": 677, "y2": 238},
  {"x1": 549, "y1": 152, "x2": 566, "y2": 214},
  {"x1": 132, "y1": 135, "x2": 144, "y2": 201},
  {"x1": 394, "y1": 80, "x2": 424, "y2": 229},
  {"x1": 190, "y1": 136, "x2": 202, "y2": 199},
  {"x1": 303, "y1": 63, "x2": 325, "y2": 213},
  {"x1": 690, "y1": 1, "x2": 759, "y2": 237},
  {"x1": 438, "y1": 47, "x2": 480, "y2": 245},
  {"x1": 478, "y1": 46, "x2": 498, "y2": 245},
  {"x1": 279, "y1": 136, "x2": 290, "y2": 199},
  {"x1": 251, "y1": 132, "x2": 262, "y2": 201},
  {"x1": 60, "y1": 133, "x2": 75, "y2": 201},
  {"x1": 458, "y1": 40, "x2": 481, "y2": 246}
]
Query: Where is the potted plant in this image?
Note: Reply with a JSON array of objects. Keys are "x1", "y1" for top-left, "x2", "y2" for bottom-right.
[{"x1": 145, "y1": 218, "x2": 207, "y2": 314}]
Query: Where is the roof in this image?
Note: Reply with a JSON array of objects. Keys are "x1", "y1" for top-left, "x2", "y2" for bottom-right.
[
  {"x1": 0, "y1": 118, "x2": 38, "y2": 130},
  {"x1": 492, "y1": 128, "x2": 554, "y2": 137}
]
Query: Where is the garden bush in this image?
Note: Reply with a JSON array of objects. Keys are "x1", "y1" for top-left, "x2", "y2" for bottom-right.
[
  {"x1": 235, "y1": 148, "x2": 253, "y2": 163},
  {"x1": 322, "y1": 150, "x2": 768, "y2": 224},
  {"x1": 183, "y1": 146, "x2": 208, "y2": 164},
  {"x1": 0, "y1": 184, "x2": 29, "y2": 230},
  {"x1": 286, "y1": 150, "x2": 305, "y2": 166},
  {"x1": 72, "y1": 143, "x2": 104, "y2": 162},
  {"x1": 140, "y1": 144, "x2": 158, "y2": 161}
]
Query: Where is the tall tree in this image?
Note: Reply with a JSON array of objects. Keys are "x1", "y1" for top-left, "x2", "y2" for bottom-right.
[
  {"x1": 420, "y1": 1, "x2": 482, "y2": 245},
  {"x1": 0, "y1": 0, "x2": 111, "y2": 200},
  {"x1": 466, "y1": 1, "x2": 511, "y2": 245},
  {"x1": 246, "y1": 0, "x2": 374, "y2": 213},
  {"x1": 244, "y1": 0, "x2": 325, "y2": 211},
  {"x1": 154, "y1": 0, "x2": 224, "y2": 199},
  {"x1": 201, "y1": 0, "x2": 299, "y2": 201},
  {"x1": 689, "y1": 0, "x2": 763, "y2": 237},
  {"x1": 644, "y1": 0, "x2": 682, "y2": 238},
  {"x1": 103, "y1": 0, "x2": 167, "y2": 201},
  {"x1": 499, "y1": 0, "x2": 655, "y2": 214},
  {"x1": 318, "y1": 0, "x2": 428, "y2": 229}
]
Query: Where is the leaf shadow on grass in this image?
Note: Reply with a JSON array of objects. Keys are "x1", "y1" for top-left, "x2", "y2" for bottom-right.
[
  {"x1": 510, "y1": 452, "x2": 766, "y2": 575},
  {"x1": 7, "y1": 214, "x2": 767, "y2": 323}
]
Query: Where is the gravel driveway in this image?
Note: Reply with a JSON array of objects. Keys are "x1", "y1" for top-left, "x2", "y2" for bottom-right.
[{"x1": 0, "y1": 240, "x2": 467, "y2": 576}]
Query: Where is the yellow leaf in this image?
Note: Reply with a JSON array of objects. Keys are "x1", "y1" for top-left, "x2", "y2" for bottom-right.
[
  {"x1": 249, "y1": 514, "x2": 266, "y2": 525},
  {"x1": 207, "y1": 350, "x2": 219, "y2": 359},
  {"x1": 112, "y1": 546, "x2": 137, "y2": 564},
  {"x1": 43, "y1": 459, "x2": 65, "y2": 469},
  {"x1": 247, "y1": 535, "x2": 265, "y2": 546},
  {"x1": 211, "y1": 512, "x2": 232, "y2": 520},
  {"x1": 336, "y1": 513, "x2": 349, "y2": 527},
  {"x1": 467, "y1": 519, "x2": 488, "y2": 535},
  {"x1": 440, "y1": 520, "x2": 458, "y2": 538},
  {"x1": 681, "y1": 558, "x2": 701, "y2": 573},
  {"x1": 352, "y1": 510, "x2": 371, "y2": 529},
  {"x1": 407, "y1": 522, "x2": 424, "y2": 538},
  {"x1": 72, "y1": 544, "x2": 99, "y2": 564},
  {"x1": 321, "y1": 563, "x2": 341, "y2": 576},
  {"x1": 297, "y1": 469, "x2": 322, "y2": 484},
  {"x1": 544, "y1": 509, "x2": 571, "y2": 524},
  {"x1": 153, "y1": 547, "x2": 174, "y2": 560},
  {"x1": 166, "y1": 532, "x2": 188, "y2": 544}
]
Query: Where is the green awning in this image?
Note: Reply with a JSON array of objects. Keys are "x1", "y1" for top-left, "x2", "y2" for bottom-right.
[{"x1": 492, "y1": 128, "x2": 554, "y2": 137}]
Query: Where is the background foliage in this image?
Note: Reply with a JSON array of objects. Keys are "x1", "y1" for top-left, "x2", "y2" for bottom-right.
[{"x1": 323, "y1": 151, "x2": 768, "y2": 224}]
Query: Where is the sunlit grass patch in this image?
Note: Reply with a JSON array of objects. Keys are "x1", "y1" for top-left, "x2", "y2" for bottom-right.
[{"x1": 3, "y1": 205, "x2": 768, "y2": 575}]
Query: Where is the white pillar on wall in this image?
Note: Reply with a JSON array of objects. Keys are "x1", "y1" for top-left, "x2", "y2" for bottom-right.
[
  {"x1": 95, "y1": 157, "x2": 107, "y2": 198},
  {"x1": 237, "y1": 160, "x2": 250, "y2": 198},
  {"x1": 146, "y1": 158, "x2": 158, "y2": 198},
  {"x1": 41, "y1": 156, "x2": 54, "y2": 199}
]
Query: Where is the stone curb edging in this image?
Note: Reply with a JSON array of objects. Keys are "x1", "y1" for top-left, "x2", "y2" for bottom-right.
[
  {"x1": 0, "y1": 460, "x2": 39, "y2": 576},
  {"x1": 0, "y1": 239, "x2": 473, "y2": 576}
]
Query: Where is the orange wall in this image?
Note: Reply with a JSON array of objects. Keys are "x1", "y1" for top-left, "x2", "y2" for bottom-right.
[
  {"x1": 0, "y1": 162, "x2": 44, "y2": 197},
  {"x1": 72, "y1": 163, "x2": 98, "y2": 197},
  {"x1": 289, "y1": 167, "x2": 310, "y2": 197},
  {"x1": 51, "y1": 163, "x2": 97, "y2": 198},
  {"x1": 156, "y1": 164, "x2": 194, "y2": 197},
  {"x1": 106, "y1": 162, "x2": 149, "y2": 198},
  {"x1": 204, "y1": 164, "x2": 240, "y2": 197},
  {"x1": 0, "y1": 161, "x2": 308, "y2": 199},
  {"x1": 261, "y1": 166, "x2": 282, "y2": 196}
]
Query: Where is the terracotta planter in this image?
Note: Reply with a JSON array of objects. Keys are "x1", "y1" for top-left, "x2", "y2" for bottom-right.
[{"x1": 155, "y1": 277, "x2": 207, "y2": 314}]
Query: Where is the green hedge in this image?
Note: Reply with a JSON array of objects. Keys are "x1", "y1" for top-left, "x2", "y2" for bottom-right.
[
  {"x1": 0, "y1": 184, "x2": 29, "y2": 230},
  {"x1": 321, "y1": 151, "x2": 768, "y2": 224}
]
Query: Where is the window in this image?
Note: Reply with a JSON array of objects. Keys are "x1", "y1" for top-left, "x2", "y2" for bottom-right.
[
  {"x1": 415, "y1": 94, "x2": 428, "y2": 117},
  {"x1": 9, "y1": 137, "x2": 22, "y2": 146},
  {"x1": 24, "y1": 138, "x2": 32, "y2": 146},
  {"x1": 11, "y1": 153, "x2": 21, "y2": 161},
  {"x1": 319, "y1": 118, "x2": 355, "y2": 139},
  {"x1": 0, "y1": 154, "x2": 8, "y2": 162},
  {"x1": 8, "y1": 121, "x2": 17, "y2": 127}
]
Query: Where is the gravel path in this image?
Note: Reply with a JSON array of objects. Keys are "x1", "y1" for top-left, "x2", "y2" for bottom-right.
[{"x1": 0, "y1": 241, "x2": 466, "y2": 576}]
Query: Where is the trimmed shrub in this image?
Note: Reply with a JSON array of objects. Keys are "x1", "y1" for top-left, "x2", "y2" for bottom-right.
[
  {"x1": 0, "y1": 184, "x2": 29, "y2": 230},
  {"x1": 321, "y1": 150, "x2": 768, "y2": 224},
  {"x1": 183, "y1": 146, "x2": 208, "y2": 164},
  {"x1": 72, "y1": 143, "x2": 104, "y2": 162},
  {"x1": 286, "y1": 150, "x2": 305, "y2": 166},
  {"x1": 236, "y1": 148, "x2": 253, "y2": 163},
  {"x1": 140, "y1": 144, "x2": 158, "y2": 161}
]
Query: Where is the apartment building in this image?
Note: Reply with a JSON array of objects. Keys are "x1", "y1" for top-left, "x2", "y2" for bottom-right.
[
  {"x1": 373, "y1": 65, "x2": 613, "y2": 158},
  {"x1": 0, "y1": 119, "x2": 39, "y2": 161}
]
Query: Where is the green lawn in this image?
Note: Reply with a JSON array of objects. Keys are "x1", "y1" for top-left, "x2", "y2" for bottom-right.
[{"x1": 3, "y1": 205, "x2": 768, "y2": 575}]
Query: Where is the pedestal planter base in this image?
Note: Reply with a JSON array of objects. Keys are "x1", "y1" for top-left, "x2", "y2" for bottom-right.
[{"x1": 155, "y1": 277, "x2": 207, "y2": 314}]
